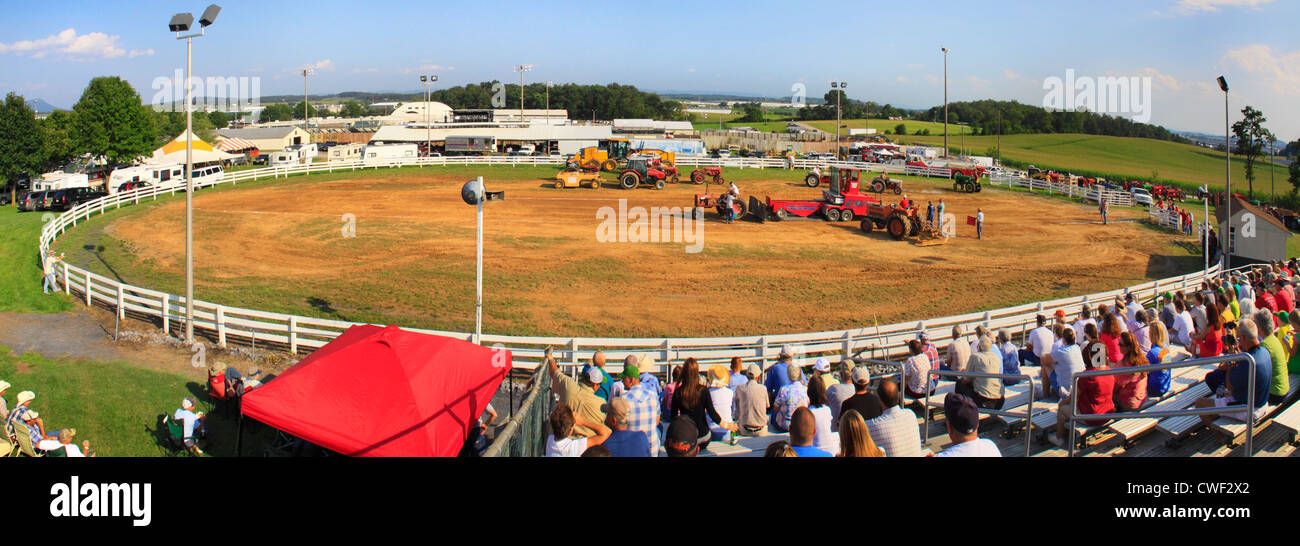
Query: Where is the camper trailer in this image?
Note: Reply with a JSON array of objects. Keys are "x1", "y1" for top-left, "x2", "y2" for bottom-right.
[
  {"x1": 362, "y1": 143, "x2": 419, "y2": 163},
  {"x1": 32, "y1": 171, "x2": 90, "y2": 192},
  {"x1": 109, "y1": 163, "x2": 224, "y2": 192},
  {"x1": 325, "y1": 143, "x2": 364, "y2": 162}
]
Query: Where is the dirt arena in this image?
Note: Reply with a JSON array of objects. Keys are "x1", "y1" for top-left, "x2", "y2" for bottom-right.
[{"x1": 76, "y1": 168, "x2": 1199, "y2": 338}]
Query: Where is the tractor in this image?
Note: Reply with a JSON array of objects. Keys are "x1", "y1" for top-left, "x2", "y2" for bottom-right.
[
  {"x1": 694, "y1": 193, "x2": 746, "y2": 221},
  {"x1": 554, "y1": 166, "x2": 602, "y2": 189},
  {"x1": 867, "y1": 174, "x2": 904, "y2": 195},
  {"x1": 632, "y1": 149, "x2": 676, "y2": 169},
  {"x1": 618, "y1": 157, "x2": 670, "y2": 190},
  {"x1": 856, "y1": 201, "x2": 938, "y2": 242},
  {"x1": 568, "y1": 139, "x2": 632, "y2": 172},
  {"x1": 804, "y1": 167, "x2": 859, "y2": 188},
  {"x1": 952, "y1": 171, "x2": 982, "y2": 193},
  {"x1": 689, "y1": 166, "x2": 725, "y2": 185}
]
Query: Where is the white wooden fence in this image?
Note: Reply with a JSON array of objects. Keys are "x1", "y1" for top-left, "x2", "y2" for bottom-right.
[
  {"x1": 988, "y1": 172, "x2": 1135, "y2": 207},
  {"x1": 40, "y1": 157, "x2": 1226, "y2": 372}
]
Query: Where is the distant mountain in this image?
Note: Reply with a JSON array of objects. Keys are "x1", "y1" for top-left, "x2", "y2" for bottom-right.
[{"x1": 25, "y1": 98, "x2": 62, "y2": 113}]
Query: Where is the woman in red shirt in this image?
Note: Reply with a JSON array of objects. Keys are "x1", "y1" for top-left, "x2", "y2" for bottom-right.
[
  {"x1": 1098, "y1": 313, "x2": 1123, "y2": 365},
  {"x1": 1112, "y1": 332, "x2": 1148, "y2": 411},
  {"x1": 1190, "y1": 304, "x2": 1225, "y2": 358}
]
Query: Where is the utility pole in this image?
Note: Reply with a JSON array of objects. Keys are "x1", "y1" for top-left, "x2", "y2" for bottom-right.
[
  {"x1": 832, "y1": 81, "x2": 846, "y2": 160},
  {"x1": 1218, "y1": 76, "x2": 1231, "y2": 269},
  {"x1": 301, "y1": 67, "x2": 313, "y2": 135},
  {"x1": 942, "y1": 47, "x2": 949, "y2": 158}
]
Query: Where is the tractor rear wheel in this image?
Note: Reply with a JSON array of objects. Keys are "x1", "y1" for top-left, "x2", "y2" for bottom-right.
[
  {"x1": 691, "y1": 171, "x2": 705, "y2": 184},
  {"x1": 655, "y1": 179, "x2": 665, "y2": 190},
  {"x1": 908, "y1": 217, "x2": 922, "y2": 237},
  {"x1": 620, "y1": 172, "x2": 639, "y2": 190},
  {"x1": 825, "y1": 208, "x2": 841, "y2": 222},
  {"x1": 602, "y1": 159, "x2": 618, "y2": 172},
  {"x1": 776, "y1": 209, "x2": 788, "y2": 220},
  {"x1": 887, "y1": 214, "x2": 910, "y2": 241},
  {"x1": 859, "y1": 219, "x2": 873, "y2": 233},
  {"x1": 735, "y1": 201, "x2": 748, "y2": 220},
  {"x1": 841, "y1": 209, "x2": 854, "y2": 222},
  {"x1": 974, "y1": 183, "x2": 982, "y2": 192},
  {"x1": 805, "y1": 174, "x2": 820, "y2": 187}
]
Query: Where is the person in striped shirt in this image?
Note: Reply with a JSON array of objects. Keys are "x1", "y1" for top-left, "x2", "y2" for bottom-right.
[{"x1": 618, "y1": 363, "x2": 661, "y2": 456}]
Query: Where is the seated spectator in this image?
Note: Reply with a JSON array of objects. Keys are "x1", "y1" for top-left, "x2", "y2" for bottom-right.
[
  {"x1": 1074, "y1": 304, "x2": 1099, "y2": 344},
  {"x1": 788, "y1": 407, "x2": 833, "y2": 457},
  {"x1": 1252, "y1": 309, "x2": 1289, "y2": 405},
  {"x1": 5, "y1": 390, "x2": 43, "y2": 443},
  {"x1": 764, "y1": 346, "x2": 796, "y2": 404},
  {"x1": 1130, "y1": 310, "x2": 1152, "y2": 354},
  {"x1": 956, "y1": 335, "x2": 1004, "y2": 410},
  {"x1": 1113, "y1": 332, "x2": 1149, "y2": 412},
  {"x1": 173, "y1": 398, "x2": 207, "y2": 451},
  {"x1": 837, "y1": 410, "x2": 884, "y2": 457},
  {"x1": 902, "y1": 340, "x2": 933, "y2": 402},
  {"x1": 771, "y1": 361, "x2": 809, "y2": 432},
  {"x1": 37, "y1": 428, "x2": 94, "y2": 457},
  {"x1": 1022, "y1": 314, "x2": 1053, "y2": 366},
  {"x1": 807, "y1": 375, "x2": 838, "y2": 453},
  {"x1": 1047, "y1": 341, "x2": 1115, "y2": 447},
  {"x1": 661, "y1": 366, "x2": 681, "y2": 421},
  {"x1": 581, "y1": 445, "x2": 612, "y2": 457},
  {"x1": 733, "y1": 363, "x2": 770, "y2": 437},
  {"x1": 865, "y1": 379, "x2": 922, "y2": 457},
  {"x1": 664, "y1": 416, "x2": 700, "y2": 457},
  {"x1": 1099, "y1": 313, "x2": 1124, "y2": 364},
  {"x1": 918, "y1": 332, "x2": 939, "y2": 368},
  {"x1": 1190, "y1": 301, "x2": 1226, "y2": 358},
  {"x1": 842, "y1": 366, "x2": 884, "y2": 420},
  {"x1": 826, "y1": 360, "x2": 857, "y2": 426},
  {"x1": 601, "y1": 397, "x2": 650, "y2": 457},
  {"x1": 1172, "y1": 299, "x2": 1195, "y2": 347},
  {"x1": 1044, "y1": 327, "x2": 1086, "y2": 400},
  {"x1": 812, "y1": 357, "x2": 838, "y2": 388},
  {"x1": 1287, "y1": 313, "x2": 1300, "y2": 396},
  {"x1": 672, "y1": 358, "x2": 736, "y2": 448},
  {"x1": 1195, "y1": 319, "x2": 1271, "y2": 426},
  {"x1": 1145, "y1": 322, "x2": 1174, "y2": 398},
  {"x1": 619, "y1": 362, "x2": 660, "y2": 454},
  {"x1": 945, "y1": 326, "x2": 971, "y2": 373},
  {"x1": 764, "y1": 440, "x2": 797, "y2": 457},
  {"x1": 706, "y1": 364, "x2": 737, "y2": 444},
  {"x1": 933, "y1": 393, "x2": 1001, "y2": 457},
  {"x1": 1124, "y1": 293, "x2": 1143, "y2": 323},
  {"x1": 547, "y1": 353, "x2": 607, "y2": 438},
  {"x1": 727, "y1": 357, "x2": 748, "y2": 390},
  {"x1": 545, "y1": 404, "x2": 610, "y2": 457},
  {"x1": 996, "y1": 330, "x2": 1022, "y2": 386}
]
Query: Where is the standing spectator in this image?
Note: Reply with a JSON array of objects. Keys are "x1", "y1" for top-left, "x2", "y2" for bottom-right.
[
  {"x1": 1171, "y1": 299, "x2": 1195, "y2": 347},
  {"x1": 721, "y1": 191, "x2": 735, "y2": 223},
  {"x1": 41, "y1": 251, "x2": 63, "y2": 295},
  {"x1": 865, "y1": 379, "x2": 922, "y2": 457},
  {"x1": 945, "y1": 326, "x2": 971, "y2": 373},
  {"x1": 1195, "y1": 320, "x2": 1271, "y2": 426},
  {"x1": 548, "y1": 354, "x2": 606, "y2": 438},
  {"x1": 772, "y1": 362, "x2": 809, "y2": 432},
  {"x1": 1287, "y1": 313, "x2": 1300, "y2": 401},
  {"x1": 996, "y1": 330, "x2": 1022, "y2": 386},
  {"x1": 1047, "y1": 341, "x2": 1115, "y2": 447},
  {"x1": 837, "y1": 410, "x2": 885, "y2": 457},
  {"x1": 936, "y1": 199, "x2": 946, "y2": 227},
  {"x1": 727, "y1": 357, "x2": 748, "y2": 390},
  {"x1": 933, "y1": 394, "x2": 1001, "y2": 457},
  {"x1": 619, "y1": 362, "x2": 661, "y2": 455},
  {"x1": 706, "y1": 365, "x2": 737, "y2": 445},
  {"x1": 581, "y1": 350, "x2": 614, "y2": 402},
  {"x1": 1099, "y1": 199, "x2": 1109, "y2": 225},
  {"x1": 788, "y1": 407, "x2": 833, "y2": 457},
  {"x1": 1257, "y1": 282, "x2": 1279, "y2": 314},
  {"x1": 1190, "y1": 302, "x2": 1225, "y2": 358},
  {"x1": 842, "y1": 366, "x2": 885, "y2": 419},
  {"x1": 926, "y1": 201, "x2": 936, "y2": 229},
  {"x1": 958, "y1": 335, "x2": 1005, "y2": 410},
  {"x1": 671, "y1": 358, "x2": 736, "y2": 449},
  {"x1": 1113, "y1": 332, "x2": 1149, "y2": 412},
  {"x1": 734, "y1": 363, "x2": 770, "y2": 437},
  {"x1": 663, "y1": 416, "x2": 700, "y2": 458},
  {"x1": 902, "y1": 339, "x2": 933, "y2": 403},
  {"x1": 976, "y1": 208, "x2": 985, "y2": 239},
  {"x1": 1253, "y1": 310, "x2": 1289, "y2": 405},
  {"x1": 807, "y1": 376, "x2": 838, "y2": 453},
  {"x1": 826, "y1": 360, "x2": 857, "y2": 425},
  {"x1": 764, "y1": 346, "x2": 796, "y2": 405},
  {"x1": 600, "y1": 397, "x2": 649, "y2": 457},
  {"x1": 1145, "y1": 322, "x2": 1174, "y2": 398},
  {"x1": 1275, "y1": 280, "x2": 1295, "y2": 313}
]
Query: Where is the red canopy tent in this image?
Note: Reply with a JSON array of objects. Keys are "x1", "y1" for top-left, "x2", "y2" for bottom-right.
[{"x1": 241, "y1": 324, "x2": 509, "y2": 457}]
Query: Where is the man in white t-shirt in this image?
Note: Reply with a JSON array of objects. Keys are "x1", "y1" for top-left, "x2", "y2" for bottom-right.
[
  {"x1": 1189, "y1": 293, "x2": 1208, "y2": 333},
  {"x1": 933, "y1": 393, "x2": 1001, "y2": 457},
  {"x1": 1124, "y1": 293, "x2": 1143, "y2": 323},
  {"x1": 1044, "y1": 328, "x2": 1087, "y2": 399},
  {"x1": 36, "y1": 428, "x2": 92, "y2": 457},
  {"x1": 1071, "y1": 305, "x2": 1097, "y2": 348},
  {"x1": 1172, "y1": 299, "x2": 1195, "y2": 347},
  {"x1": 1026, "y1": 314, "x2": 1055, "y2": 366}
]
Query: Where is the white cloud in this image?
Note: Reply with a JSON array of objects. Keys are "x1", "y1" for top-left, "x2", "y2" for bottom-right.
[
  {"x1": 923, "y1": 74, "x2": 939, "y2": 85},
  {"x1": 400, "y1": 64, "x2": 454, "y2": 74},
  {"x1": 1004, "y1": 69, "x2": 1021, "y2": 80},
  {"x1": 1222, "y1": 44, "x2": 1300, "y2": 96},
  {"x1": 129, "y1": 49, "x2": 154, "y2": 58},
  {"x1": 1174, "y1": 0, "x2": 1274, "y2": 14},
  {"x1": 310, "y1": 59, "x2": 334, "y2": 72},
  {"x1": 352, "y1": 67, "x2": 379, "y2": 74},
  {"x1": 687, "y1": 68, "x2": 695, "y2": 73},
  {"x1": 0, "y1": 28, "x2": 130, "y2": 60}
]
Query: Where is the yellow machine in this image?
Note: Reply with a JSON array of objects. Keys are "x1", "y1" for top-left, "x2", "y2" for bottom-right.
[
  {"x1": 567, "y1": 139, "x2": 631, "y2": 171},
  {"x1": 554, "y1": 167, "x2": 602, "y2": 189},
  {"x1": 629, "y1": 148, "x2": 676, "y2": 167}
]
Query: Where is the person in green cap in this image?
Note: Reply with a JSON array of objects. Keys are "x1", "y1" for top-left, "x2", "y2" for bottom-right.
[
  {"x1": 1158, "y1": 292, "x2": 1177, "y2": 332},
  {"x1": 618, "y1": 356, "x2": 661, "y2": 456}
]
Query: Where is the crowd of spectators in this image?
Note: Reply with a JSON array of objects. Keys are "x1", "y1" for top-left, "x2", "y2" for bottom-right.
[{"x1": 1, "y1": 380, "x2": 96, "y2": 457}]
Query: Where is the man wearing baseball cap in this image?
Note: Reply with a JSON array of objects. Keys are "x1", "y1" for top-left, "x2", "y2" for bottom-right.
[
  {"x1": 664, "y1": 416, "x2": 700, "y2": 457},
  {"x1": 812, "y1": 357, "x2": 838, "y2": 387},
  {"x1": 840, "y1": 365, "x2": 883, "y2": 420},
  {"x1": 734, "y1": 363, "x2": 770, "y2": 437},
  {"x1": 933, "y1": 393, "x2": 1001, "y2": 457},
  {"x1": 764, "y1": 345, "x2": 796, "y2": 405},
  {"x1": 547, "y1": 351, "x2": 606, "y2": 438},
  {"x1": 601, "y1": 397, "x2": 650, "y2": 457},
  {"x1": 581, "y1": 350, "x2": 614, "y2": 402},
  {"x1": 618, "y1": 360, "x2": 661, "y2": 455}
]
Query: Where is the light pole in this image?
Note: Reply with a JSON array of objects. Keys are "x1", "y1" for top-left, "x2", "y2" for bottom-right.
[
  {"x1": 1218, "y1": 76, "x2": 1230, "y2": 269},
  {"x1": 514, "y1": 64, "x2": 533, "y2": 123},
  {"x1": 832, "y1": 81, "x2": 846, "y2": 160},
  {"x1": 544, "y1": 81, "x2": 553, "y2": 154},
  {"x1": 461, "y1": 177, "x2": 504, "y2": 344},
  {"x1": 301, "y1": 67, "x2": 313, "y2": 134},
  {"x1": 420, "y1": 74, "x2": 438, "y2": 156},
  {"x1": 941, "y1": 47, "x2": 949, "y2": 158},
  {"x1": 168, "y1": 4, "x2": 220, "y2": 345}
]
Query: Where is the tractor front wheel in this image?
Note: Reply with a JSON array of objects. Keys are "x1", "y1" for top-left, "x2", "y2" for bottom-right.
[
  {"x1": 554, "y1": 181, "x2": 563, "y2": 189},
  {"x1": 893, "y1": 185, "x2": 903, "y2": 195},
  {"x1": 715, "y1": 175, "x2": 726, "y2": 185},
  {"x1": 655, "y1": 179, "x2": 665, "y2": 190},
  {"x1": 589, "y1": 180, "x2": 600, "y2": 189},
  {"x1": 620, "y1": 172, "x2": 639, "y2": 190},
  {"x1": 825, "y1": 208, "x2": 841, "y2": 222},
  {"x1": 805, "y1": 174, "x2": 820, "y2": 187},
  {"x1": 776, "y1": 209, "x2": 788, "y2": 220},
  {"x1": 670, "y1": 174, "x2": 679, "y2": 184},
  {"x1": 692, "y1": 171, "x2": 705, "y2": 184},
  {"x1": 859, "y1": 219, "x2": 873, "y2": 233}
]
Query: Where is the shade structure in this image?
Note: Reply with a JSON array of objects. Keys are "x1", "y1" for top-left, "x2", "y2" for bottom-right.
[
  {"x1": 149, "y1": 129, "x2": 239, "y2": 164},
  {"x1": 215, "y1": 136, "x2": 258, "y2": 153},
  {"x1": 241, "y1": 324, "x2": 510, "y2": 457}
]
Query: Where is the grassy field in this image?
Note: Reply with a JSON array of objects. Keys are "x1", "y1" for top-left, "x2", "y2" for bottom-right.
[
  {"x1": 802, "y1": 118, "x2": 975, "y2": 137},
  {"x1": 0, "y1": 207, "x2": 75, "y2": 314}
]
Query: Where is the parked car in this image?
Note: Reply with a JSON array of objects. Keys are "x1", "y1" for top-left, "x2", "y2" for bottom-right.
[
  {"x1": 1130, "y1": 187, "x2": 1154, "y2": 207},
  {"x1": 252, "y1": 156, "x2": 269, "y2": 166},
  {"x1": 16, "y1": 191, "x2": 41, "y2": 212},
  {"x1": 48, "y1": 187, "x2": 107, "y2": 211}
]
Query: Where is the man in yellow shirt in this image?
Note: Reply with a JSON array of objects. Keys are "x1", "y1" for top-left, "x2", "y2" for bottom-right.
[{"x1": 547, "y1": 351, "x2": 607, "y2": 438}]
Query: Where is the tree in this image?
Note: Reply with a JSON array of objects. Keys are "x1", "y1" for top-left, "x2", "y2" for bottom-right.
[
  {"x1": 340, "y1": 100, "x2": 367, "y2": 118},
  {"x1": 207, "y1": 110, "x2": 230, "y2": 129},
  {"x1": 894, "y1": 123, "x2": 906, "y2": 135},
  {"x1": 1231, "y1": 105, "x2": 1268, "y2": 198},
  {"x1": 259, "y1": 103, "x2": 294, "y2": 122},
  {"x1": 737, "y1": 103, "x2": 764, "y2": 122},
  {"x1": 71, "y1": 76, "x2": 156, "y2": 165},
  {"x1": 40, "y1": 110, "x2": 77, "y2": 171},
  {"x1": 290, "y1": 101, "x2": 318, "y2": 120},
  {"x1": 0, "y1": 92, "x2": 44, "y2": 202}
]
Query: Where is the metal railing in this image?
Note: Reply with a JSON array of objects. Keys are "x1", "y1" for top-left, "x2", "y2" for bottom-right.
[
  {"x1": 483, "y1": 369, "x2": 553, "y2": 457},
  {"x1": 1066, "y1": 353, "x2": 1257, "y2": 457},
  {"x1": 921, "y1": 368, "x2": 1037, "y2": 457}
]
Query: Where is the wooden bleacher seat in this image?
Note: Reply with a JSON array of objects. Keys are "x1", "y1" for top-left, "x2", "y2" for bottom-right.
[
  {"x1": 1269, "y1": 399, "x2": 1300, "y2": 445},
  {"x1": 1109, "y1": 383, "x2": 1210, "y2": 446},
  {"x1": 1208, "y1": 374, "x2": 1300, "y2": 445}
]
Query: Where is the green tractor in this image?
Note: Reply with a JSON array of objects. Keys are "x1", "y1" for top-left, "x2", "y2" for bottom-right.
[{"x1": 952, "y1": 171, "x2": 982, "y2": 193}]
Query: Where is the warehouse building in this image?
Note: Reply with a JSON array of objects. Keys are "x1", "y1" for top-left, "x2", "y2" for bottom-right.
[{"x1": 216, "y1": 126, "x2": 311, "y2": 152}]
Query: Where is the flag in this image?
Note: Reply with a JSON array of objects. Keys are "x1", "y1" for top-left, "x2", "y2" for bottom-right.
[{"x1": 967, "y1": 215, "x2": 976, "y2": 226}]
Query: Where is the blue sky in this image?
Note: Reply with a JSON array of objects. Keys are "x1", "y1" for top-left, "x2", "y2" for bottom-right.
[{"x1": 1, "y1": 0, "x2": 1297, "y2": 139}]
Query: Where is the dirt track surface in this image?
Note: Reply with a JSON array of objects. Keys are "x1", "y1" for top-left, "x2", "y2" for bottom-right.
[{"x1": 91, "y1": 171, "x2": 1194, "y2": 338}]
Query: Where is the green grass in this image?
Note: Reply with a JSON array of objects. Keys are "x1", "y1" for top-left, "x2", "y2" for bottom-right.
[
  {"x1": 802, "y1": 118, "x2": 974, "y2": 137},
  {"x1": 0, "y1": 206, "x2": 75, "y2": 314}
]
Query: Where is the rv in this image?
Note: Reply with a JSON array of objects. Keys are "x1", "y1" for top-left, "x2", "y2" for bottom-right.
[
  {"x1": 32, "y1": 171, "x2": 90, "y2": 192},
  {"x1": 325, "y1": 143, "x2": 364, "y2": 162},
  {"x1": 108, "y1": 163, "x2": 224, "y2": 193},
  {"x1": 361, "y1": 143, "x2": 419, "y2": 163},
  {"x1": 445, "y1": 136, "x2": 495, "y2": 155}
]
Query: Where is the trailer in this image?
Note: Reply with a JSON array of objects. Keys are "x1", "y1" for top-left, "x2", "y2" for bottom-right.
[
  {"x1": 362, "y1": 143, "x2": 420, "y2": 163},
  {"x1": 445, "y1": 136, "x2": 496, "y2": 155}
]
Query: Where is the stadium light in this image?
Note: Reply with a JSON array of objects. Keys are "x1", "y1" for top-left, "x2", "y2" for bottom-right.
[
  {"x1": 169, "y1": 3, "x2": 221, "y2": 345},
  {"x1": 514, "y1": 64, "x2": 533, "y2": 123},
  {"x1": 942, "y1": 47, "x2": 949, "y2": 159},
  {"x1": 420, "y1": 74, "x2": 438, "y2": 156},
  {"x1": 461, "y1": 176, "x2": 505, "y2": 344}
]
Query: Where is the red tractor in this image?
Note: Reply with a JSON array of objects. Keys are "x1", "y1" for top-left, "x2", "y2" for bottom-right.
[
  {"x1": 618, "y1": 157, "x2": 673, "y2": 190},
  {"x1": 689, "y1": 166, "x2": 725, "y2": 185},
  {"x1": 694, "y1": 192, "x2": 746, "y2": 220},
  {"x1": 803, "y1": 167, "x2": 850, "y2": 188}
]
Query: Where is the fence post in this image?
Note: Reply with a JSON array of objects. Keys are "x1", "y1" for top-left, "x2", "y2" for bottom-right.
[
  {"x1": 663, "y1": 339, "x2": 672, "y2": 364},
  {"x1": 116, "y1": 284, "x2": 125, "y2": 319},
  {"x1": 62, "y1": 263, "x2": 69, "y2": 294},
  {"x1": 288, "y1": 316, "x2": 299, "y2": 354},
  {"x1": 216, "y1": 305, "x2": 226, "y2": 348},
  {"x1": 84, "y1": 275, "x2": 91, "y2": 307},
  {"x1": 162, "y1": 294, "x2": 170, "y2": 335},
  {"x1": 844, "y1": 330, "x2": 853, "y2": 355}
]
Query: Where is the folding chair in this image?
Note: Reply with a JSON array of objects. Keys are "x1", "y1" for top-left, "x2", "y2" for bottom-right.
[
  {"x1": 163, "y1": 414, "x2": 200, "y2": 455},
  {"x1": 12, "y1": 421, "x2": 42, "y2": 458}
]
